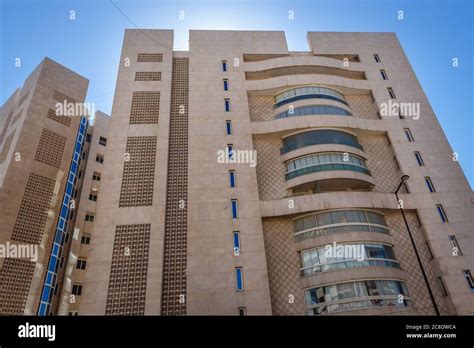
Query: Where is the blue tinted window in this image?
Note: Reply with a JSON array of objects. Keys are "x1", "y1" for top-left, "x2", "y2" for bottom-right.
[
  {"x1": 226, "y1": 120, "x2": 232, "y2": 135},
  {"x1": 223, "y1": 79, "x2": 229, "y2": 91},
  {"x1": 225, "y1": 99, "x2": 230, "y2": 112},
  {"x1": 231, "y1": 199, "x2": 238, "y2": 219},
  {"x1": 222, "y1": 61, "x2": 227, "y2": 72},
  {"x1": 227, "y1": 144, "x2": 234, "y2": 159},
  {"x1": 276, "y1": 105, "x2": 352, "y2": 119},
  {"x1": 229, "y1": 171, "x2": 236, "y2": 187},
  {"x1": 233, "y1": 231, "x2": 240, "y2": 252},
  {"x1": 281, "y1": 130, "x2": 362, "y2": 154},
  {"x1": 236, "y1": 267, "x2": 243, "y2": 291}
]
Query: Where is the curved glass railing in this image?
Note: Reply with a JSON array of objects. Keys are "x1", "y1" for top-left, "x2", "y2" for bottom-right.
[
  {"x1": 275, "y1": 105, "x2": 352, "y2": 119},
  {"x1": 294, "y1": 209, "x2": 389, "y2": 242},
  {"x1": 304, "y1": 279, "x2": 411, "y2": 315},
  {"x1": 285, "y1": 152, "x2": 370, "y2": 180},
  {"x1": 300, "y1": 243, "x2": 399, "y2": 277},
  {"x1": 281, "y1": 129, "x2": 363, "y2": 154},
  {"x1": 274, "y1": 86, "x2": 347, "y2": 109}
]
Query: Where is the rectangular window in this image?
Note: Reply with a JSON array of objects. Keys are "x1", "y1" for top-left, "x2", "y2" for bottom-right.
[
  {"x1": 235, "y1": 267, "x2": 244, "y2": 291},
  {"x1": 425, "y1": 177, "x2": 436, "y2": 193},
  {"x1": 436, "y1": 204, "x2": 448, "y2": 223},
  {"x1": 92, "y1": 172, "x2": 101, "y2": 181},
  {"x1": 414, "y1": 151, "x2": 424, "y2": 166},
  {"x1": 437, "y1": 277, "x2": 448, "y2": 296},
  {"x1": 227, "y1": 144, "x2": 234, "y2": 160},
  {"x1": 463, "y1": 270, "x2": 474, "y2": 292},
  {"x1": 222, "y1": 60, "x2": 227, "y2": 72},
  {"x1": 448, "y1": 235, "x2": 462, "y2": 255},
  {"x1": 233, "y1": 231, "x2": 240, "y2": 254},
  {"x1": 89, "y1": 191, "x2": 98, "y2": 202},
  {"x1": 225, "y1": 98, "x2": 231, "y2": 112},
  {"x1": 76, "y1": 259, "x2": 87, "y2": 270},
  {"x1": 223, "y1": 79, "x2": 229, "y2": 91},
  {"x1": 85, "y1": 213, "x2": 94, "y2": 222},
  {"x1": 72, "y1": 284, "x2": 82, "y2": 296},
  {"x1": 380, "y1": 69, "x2": 388, "y2": 80},
  {"x1": 404, "y1": 128, "x2": 414, "y2": 142},
  {"x1": 82, "y1": 152, "x2": 86, "y2": 160},
  {"x1": 81, "y1": 235, "x2": 91, "y2": 244},
  {"x1": 86, "y1": 133, "x2": 91, "y2": 143},
  {"x1": 226, "y1": 120, "x2": 232, "y2": 135},
  {"x1": 231, "y1": 199, "x2": 238, "y2": 219},
  {"x1": 95, "y1": 154, "x2": 104, "y2": 164},
  {"x1": 387, "y1": 87, "x2": 396, "y2": 99},
  {"x1": 69, "y1": 210, "x2": 75, "y2": 220},
  {"x1": 374, "y1": 54, "x2": 381, "y2": 63},
  {"x1": 229, "y1": 170, "x2": 236, "y2": 188},
  {"x1": 238, "y1": 307, "x2": 246, "y2": 316},
  {"x1": 68, "y1": 311, "x2": 78, "y2": 316},
  {"x1": 78, "y1": 170, "x2": 82, "y2": 179},
  {"x1": 99, "y1": 136, "x2": 107, "y2": 146}
]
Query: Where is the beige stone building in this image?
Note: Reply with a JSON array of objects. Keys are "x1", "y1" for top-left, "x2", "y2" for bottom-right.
[
  {"x1": 1, "y1": 30, "x2": 473, "y2": 316},
  {"x1": 0, "y1": 58, "x2": 110, "y2": 315}
]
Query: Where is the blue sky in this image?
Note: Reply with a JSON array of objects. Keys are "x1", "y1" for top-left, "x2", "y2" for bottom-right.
[{"x1": 1, "y1": 0, "x2": 472, "y2": 186}]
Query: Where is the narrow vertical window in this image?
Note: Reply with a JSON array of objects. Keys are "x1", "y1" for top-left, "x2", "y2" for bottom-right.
[
  {"x1": 231, "y1": 199, "x2": 238, "y2": 219},
  {"x1": 387, "y1": 87, "x2": 396, "y2": 99},
  {"x1": 462, "y1": 270, "x2": 474, "y2": 292},
  {"x1": 235, "y1": 267, "x2": 244, "y2": 291},
  {"x1": 238, "y1": 307, "x2": 246, "y2": 316},
  {"x1": 448, "y1": 235, "x2": 462, "y2": 255},
  {"x1": 225, "y1": 98, "x2": 230, "y2": 112},
  {"x1": 380, "y1": 69, "x2": 388, "y2": 80},
  {"x1": 233, "y1": 231, "x2": 240, "y2": 254},
  {"x1": 229, "y1": 170, "x2": 236, "y2": 188},
  {"x1": 223, "y1": 79, "x2": 229, "y2": 91},
  {"x1": 425, "y1": 177, "x2": 436, "y2": 192},
  {"x1": 222, "y1": 60, "x2": 227, "y2": 72},
  {"x1": 374, "y1": 54, "x2": 381, "y2": 63},
  {"x1": 226, "y1": 120, "x2": 232, "y2": 135},
  {"x1": 436, "y1": 204, "x2": 448, "y2": 222},
  {"x1": 404, "y1": 128, "x2": 414, "y2": 142},
  {"x1": 414, "y1": 151, "x2": 424, "y2": 166},
  {"x1": 227, "y1": 144, "x2": 234, "y2": 160}
]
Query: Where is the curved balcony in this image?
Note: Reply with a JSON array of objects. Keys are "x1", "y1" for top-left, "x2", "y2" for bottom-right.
[
  {"x1": 300, "y1": 242, "x2": 400, "y2": 277},
  {"x1": 293, "y1": 209, "x2": 390, "y2": 242},
  {"x1": 304, "y1": 279, "x2": 411, "y2": 315},
  {"x1": 275, "y1": 104, "x2": 352, "y2": 120},
  {"x1": 245, "y1": 65, "x2": 366, "y2": 81},
  {"x1": 281, "y1": 129, "x2": 363, "y2": 155},
  {"x1": 274, "y1": 86, "x2": 348, "y2": 109},
  {"x1": 285, "y1": 152, "x2": 370, "y2": 180}
]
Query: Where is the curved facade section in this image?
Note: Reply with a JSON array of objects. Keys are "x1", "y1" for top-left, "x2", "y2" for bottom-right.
[
  {"x1": 300, "y1": 242, "x2": 400, "y2": 277},
  {"x1": 285, "y1": 152, "x2": 370, "y2": 180},
  {"x1": 293, "y1": 209, "x2": 390, "y2": 242},
  {"x1": 304, "y1": 279, "x2": 412, "y2": 315},
  {"x1": 245, "y1": 65, "x2": 366, "y2": 81},
  {"x1": 275, "y1": 104, "x2": 352, "y2": 119},
  {"x1": 274, "y1": 86, "x2": 348, "y2": 108},
  {"x1": 281, "y1": 129, "x2": 363, "y2": 154}
]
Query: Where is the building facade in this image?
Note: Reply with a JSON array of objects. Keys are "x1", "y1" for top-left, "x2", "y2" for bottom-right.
[
  {"x1": 1, "y1": 30, "x2": 473, "y2": 316},
  {"x1": 0, "y1": 58, "x2": 110, "y2": 315}
]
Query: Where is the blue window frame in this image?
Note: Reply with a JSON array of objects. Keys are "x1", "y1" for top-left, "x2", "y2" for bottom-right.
[
  {"x1": 425, "y1": 177, "x2": 436, "y2": 193},
  {"x1": 229, "y1": 170, "x2": 236, "y2": 187},
  {"x1": 231, "y1": 199, "x2": 238, "y2": 219},
  {"x1": 226, "y1": 120, "x2": 232, "y2": 135},
  {"x1": 233, "y1": 231, "x2": 240, "y2": 254},
  {"x1": 227, "y1": 144, "x2": 234, "y2": 160},
  {"x1": 222, "y1": 60, "x2": 227, "y2": 72},
  {"x1": 225, "y1": 99, "x2": 230, "y2": 112},
  {"x1": 223, "y1": 79, "x2": 229, "y2": 91},
  {"x1": 414, "y1": 152, "x2": 424, "y2": 166},
  {"x1": 235, "y1": 267, "x2": 244, "y2": 291},
  {"x1": 436, "y1": 205, "x2": 448, "y2": 222}
]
